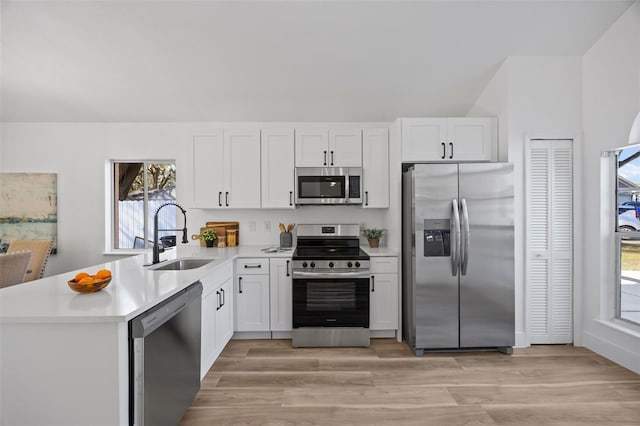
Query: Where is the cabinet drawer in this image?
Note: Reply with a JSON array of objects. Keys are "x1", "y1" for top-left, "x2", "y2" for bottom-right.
[
  {"x1": 236, "y1": 258, "x2": 270, "y2": 274},
  {"x1": 370, "y1": 257, "x2": 398, "y2": 274}
]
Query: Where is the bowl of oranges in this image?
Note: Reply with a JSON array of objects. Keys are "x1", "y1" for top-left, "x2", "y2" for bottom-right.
[{"x1": 68, "y1": 269, "x2": 112, "y2": 294}]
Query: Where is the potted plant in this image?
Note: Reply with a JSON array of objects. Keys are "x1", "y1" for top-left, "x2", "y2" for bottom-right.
[
  {"x1": 200, "y1": 229, "x2": 217, "y2": 247},
  {"x1": 362, "y1": 227, "x2": 384, "y2": 248}
]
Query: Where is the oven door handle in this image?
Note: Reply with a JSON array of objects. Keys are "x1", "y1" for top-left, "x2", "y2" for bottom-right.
[{"x1": 292, "y1": 271, "x2": 371, "y2": 280}]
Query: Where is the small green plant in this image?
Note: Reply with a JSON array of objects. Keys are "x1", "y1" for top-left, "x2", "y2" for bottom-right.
[
  {"x1": 362, "y1": 227, "x2": 384, "y2": 240},
  {"x1": 200, "y1": 229, "x2": 217, "y2": 241}
]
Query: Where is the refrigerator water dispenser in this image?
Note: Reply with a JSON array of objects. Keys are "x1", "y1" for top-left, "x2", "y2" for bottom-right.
[{"x1": 423, "y1": 219, "x2": 450, "y2": 257}]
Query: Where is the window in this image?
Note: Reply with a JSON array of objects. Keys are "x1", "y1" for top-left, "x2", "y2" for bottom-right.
[
  {"x1": 615, "y1": 145, "x2": 640, "y2": 326},
  {"x1": 112, "y1": 161, "x2": 176, "y2": 250}
]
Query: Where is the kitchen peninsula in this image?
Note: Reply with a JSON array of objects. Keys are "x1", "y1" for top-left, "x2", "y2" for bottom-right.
[{"x1": 0, "y1": 245, "x2": 294, "y2": 426}]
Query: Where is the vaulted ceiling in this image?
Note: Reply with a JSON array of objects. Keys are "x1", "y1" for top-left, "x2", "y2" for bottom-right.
[{"x1": 1, "y1": 0, "x2": 634, "y2": 122}]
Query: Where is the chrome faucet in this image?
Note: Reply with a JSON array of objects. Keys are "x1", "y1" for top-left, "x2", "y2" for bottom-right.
[{"x1": 153, "y1": 202, "x2": 188, "y2": 265}]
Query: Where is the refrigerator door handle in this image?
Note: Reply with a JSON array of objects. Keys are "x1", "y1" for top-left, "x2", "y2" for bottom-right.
[
  {"x1": 460, "y1": 198, "x2": 470, "y2": 275},
  {"x1": 451, "y1": 198, "x2": 461, "y2": 276}
]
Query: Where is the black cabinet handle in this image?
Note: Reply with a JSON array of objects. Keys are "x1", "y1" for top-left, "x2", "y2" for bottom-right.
[
  {"x1": 449, "y1": 142, "x2": 454, "y2": 159},
  {"x1": 441, "y1": 142, "x2": 446, "y2": 159},
  {"x1": 323, "y1": 150, "x2": 327, "y2": 166},
  {"x1": 221, "y1": 288, "x2": 225, "y2": 307},
  {"x1": 365, "y1": 191, "x2": 369, "y2": 206},
  {"x1": 218, "y1": 191, "x2": 223, "y2": 207},
  {"x1": 216, "y1": 290, "x2": 221, "y2": 311},
  {"x1": 238, "y1": 276, "x2": 243, "y2": 294},
  {"x1": 330, "y1": 151, "x2": 334, "y2": 166},
  {"x1": 286, "y1": 260, "x2": 290, "y2": 277},
  {"x1": 371, "y1": 275, "x2": 375, "y2": 292},
  {"x1": 244, "y1": 264, "x2": 262, "y2": 269},
  {"x1": 289, "y1": 191, "x2": 293, "y2": 206},
  {"x1": 225, "y1": 191, "x2": 229, "y2": 207}
]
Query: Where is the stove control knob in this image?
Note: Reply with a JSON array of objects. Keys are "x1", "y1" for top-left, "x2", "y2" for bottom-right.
[
  {"x1": 328, "y1": 262, "x2": 334, "y2": 268},
  {"x1": 347, "y1": 261, "x2": 353, "y2": 268},
  {"x1": 302, "y1": 262, "x2": 308, "y2": 268},
  {"x1": 310, "y1": 262, "x2": 316, "y2": 268},
  {"x1": 355, "y1": 261, "x2": 361, "y2": 268}
]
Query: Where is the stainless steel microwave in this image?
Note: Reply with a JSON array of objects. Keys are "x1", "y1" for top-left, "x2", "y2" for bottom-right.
[{"x1": 295, "y1": 167, "x2": 362, "y2": 205}]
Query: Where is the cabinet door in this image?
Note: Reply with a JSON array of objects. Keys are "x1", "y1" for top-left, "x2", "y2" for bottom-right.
[
  {"x1": 235, "y1": 274, "x2": 270, "y2": 332},
  {"x1": 448, "y1": 118, "x2": 496, "y2": 161},
  {"x1": 295, "y1": 129, "x2": 329, "y2": 167},
  {"x1": 201, "y1": 286, "x2": 218, "y2": 380},
  {"x1": 261, "y1": 129, "x2": 295, "y2": 208},
  {"x1": 370, "y1": 273, "x2": 399, "y2": 330},
  {"x1": 214, "y1": 277, "x2": 234, "y2": 357},
  {"x1": 225, "y1": 128, "x2": 261, "y2": 208},
  {"x1": 401, "y1": 118, "x2": 448, "y2": 162},
  {"x1": 362, "y1": 128, "x2": 389, "y2": 208},
  {"x1": 329, "y1": 129, "x2": 362, "y2": 167},
  {"x1": 194, "y1": 132, "x2": 225, "y2": 207},
  {"x1": 269, "y1": 258, "x2": 292, "y2": 331}
]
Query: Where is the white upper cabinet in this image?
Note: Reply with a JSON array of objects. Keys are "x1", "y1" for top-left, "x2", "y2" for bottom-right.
[
  {"x1": 261, "y1": 129, "x2": 295, "y2": 209},
  {"x1": 401, "y1": 118, "x2": 496, "y2": 162},
  {"x1": 193, "y1": 131, "x2": 225, "y2": 207},
  {"x1": 193, "y1": 128, "x2": 261, "y2": 208},
  {"x1": 329, "y1": 129, "x2": 363, "y2": 167},
  {"x1": 362, "y1": 128, "x2": 389, "y2": 208},
  {"x1": 295, "y1": 128, "x2": 362, "y2": 167},
  {"x1": 295, "y1": 129, "x2": 329, "y2": 167}
]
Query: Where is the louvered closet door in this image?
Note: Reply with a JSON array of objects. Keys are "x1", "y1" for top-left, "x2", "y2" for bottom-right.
[{"x1": 526, "y1": 139, "x2": 573, "y2": 344}]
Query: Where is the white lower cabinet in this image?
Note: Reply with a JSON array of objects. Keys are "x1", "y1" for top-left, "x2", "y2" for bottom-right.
[
  {"x1": 369, "y1": 257, "x2": 399, "y2": 331},
  {"x1": 200, "y1": 263, "x2": 234, "y2": 380},
  {"x1": 269, "y1": 258, "x2": 292, "y2": 331},
  {"x1": 235, "y1": 258, "x2": 271, "y2": 332}
]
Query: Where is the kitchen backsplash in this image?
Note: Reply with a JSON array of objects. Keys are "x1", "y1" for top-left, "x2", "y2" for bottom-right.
[{"x1": 187, "y1": 206, "x2": 387, "y2": 247}]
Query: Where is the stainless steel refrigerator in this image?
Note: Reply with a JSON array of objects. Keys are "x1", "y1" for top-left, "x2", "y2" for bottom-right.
[{"x1": 402, "y1": 163, "x2": 514, "y2": 355}]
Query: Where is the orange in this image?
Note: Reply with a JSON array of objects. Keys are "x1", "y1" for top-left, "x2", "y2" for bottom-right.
[
  {"x1": 78, "y1": 276, "x2": 94, "y2": 284},
  {"x1": 95, "y1": 269, "x2": 112, "y2": 280},
  {"x1": 73, "y1": 272, "x2": 90, "y2": 282}
]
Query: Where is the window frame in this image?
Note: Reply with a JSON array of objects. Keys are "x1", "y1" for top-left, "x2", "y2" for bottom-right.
[
  {"x1": 613, "y1": 146, "x2": 640, "y2": 329},
  {"x1": 107, "y1": 159, "x2": 176, "y2": 253}
]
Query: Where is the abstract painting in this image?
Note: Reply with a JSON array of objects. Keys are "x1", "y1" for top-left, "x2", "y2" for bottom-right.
[{"x1": 0, "y1": 173, "x2": 57, "y2": 254}]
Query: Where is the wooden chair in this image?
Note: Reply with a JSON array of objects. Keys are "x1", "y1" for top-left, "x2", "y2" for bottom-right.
[
  {"x1": 0, "y1": 250, "x2": 33, "y2": 288},
  {"x1": 7, "y1": 240, "x2": 53, "y2": 282}
]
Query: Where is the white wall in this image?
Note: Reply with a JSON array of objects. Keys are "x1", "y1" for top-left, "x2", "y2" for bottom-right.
[
  {"x1": 582, "y1": 1, "x2": 640, "y2": 372},
  {"x1": 0, "y1": 122, "x2": 387, "y2": 275},
  {"x1": 468, "y1": 56, "x2": 583, "y2": 348}
]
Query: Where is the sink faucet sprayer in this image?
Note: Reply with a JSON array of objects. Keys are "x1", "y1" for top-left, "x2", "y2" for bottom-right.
[{"x1": 153, "y1": 202, "x2": 188, "y2": 265}]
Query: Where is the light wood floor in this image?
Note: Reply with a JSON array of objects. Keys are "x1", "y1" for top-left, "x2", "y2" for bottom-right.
[{"x1": 180, "y1": 339, "x2": 640, "y2": 425}]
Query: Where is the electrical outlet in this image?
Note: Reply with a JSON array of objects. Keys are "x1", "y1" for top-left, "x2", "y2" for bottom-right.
[
  {"x1": 264, "y1": 220, "x2": 271, "y2": 232},
  {"x1": 249, "y1": 221, "x2": 256, "y2": 232}
]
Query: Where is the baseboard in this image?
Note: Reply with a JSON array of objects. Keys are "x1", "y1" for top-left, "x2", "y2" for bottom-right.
[
  {"x1": 371, "y1": 330, "x2": 396, "y2": 338},
  {"x1": 232, "y1": 331, "x2": 271, "y2": 340},
  {"x1": 582, "y1": 329, "x2": 640, "y2": 374}
]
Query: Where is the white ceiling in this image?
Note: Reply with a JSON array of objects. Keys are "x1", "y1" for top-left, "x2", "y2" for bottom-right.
[{"x1": 0, "y1": 0, "x2": 634, "y2": 122}]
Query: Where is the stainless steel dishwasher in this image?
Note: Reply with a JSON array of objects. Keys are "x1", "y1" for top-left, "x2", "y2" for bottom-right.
[{"x1": 129, "y1": 281, "x2": 203, "y2": 426}]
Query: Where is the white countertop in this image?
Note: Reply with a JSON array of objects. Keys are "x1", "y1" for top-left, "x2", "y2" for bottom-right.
[
  {"x1": 361, "y1": 247, "x2": 399, "y2": 257},
  {"x1": 0, "y1": 245, "x2": 293, "y2": 324}
]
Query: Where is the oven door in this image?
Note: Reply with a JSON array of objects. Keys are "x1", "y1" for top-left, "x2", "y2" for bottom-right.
[{"x1": 292, "y1": 270, "x2": 370, "y2": 328}]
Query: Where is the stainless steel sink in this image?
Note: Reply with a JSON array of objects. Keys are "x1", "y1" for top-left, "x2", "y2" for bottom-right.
[{"x1": 148, "y1": 258, "x2": 214, "y2": 271}]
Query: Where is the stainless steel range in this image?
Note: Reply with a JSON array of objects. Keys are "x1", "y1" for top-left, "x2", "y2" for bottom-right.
[{"x1": 291, "y1": 224, "x2": 371, "y2": 347}]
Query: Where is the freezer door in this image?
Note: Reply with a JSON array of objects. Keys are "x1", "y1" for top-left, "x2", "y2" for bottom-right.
[
  {"x1": 412, "y1": 164, "x2": 460, "y2": 349},
  {"x1": 458, "y1": 163, "x2": 515, "y2": 348}
]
